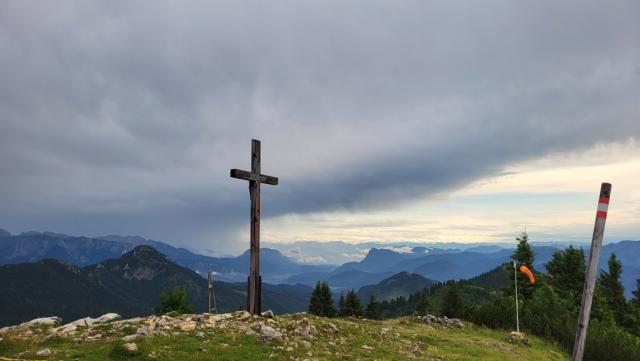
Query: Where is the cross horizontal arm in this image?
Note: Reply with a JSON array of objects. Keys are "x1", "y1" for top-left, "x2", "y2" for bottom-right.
[
  {"x1": 230, "y1": 169, "x2": 279, "y2": 185},
  {"x1": 260, "y1": 174, "x2": 279, "y2": 185}
]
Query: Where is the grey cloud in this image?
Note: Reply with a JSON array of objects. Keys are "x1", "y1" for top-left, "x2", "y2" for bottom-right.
[{"x1": 0, "y1": 1, "x2": 638, "y2": 251}]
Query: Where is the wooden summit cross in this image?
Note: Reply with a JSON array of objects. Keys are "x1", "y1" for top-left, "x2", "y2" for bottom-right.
[{"x1": 230, "y1": 139, "x2": 278, "y2": 315}]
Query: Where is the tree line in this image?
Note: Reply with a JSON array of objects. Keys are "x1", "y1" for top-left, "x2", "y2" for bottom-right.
[
  {"x1": 468, "y1": 232, "x2": 640, "y2": 361},
  {"x1": 307, "y1": 232, "x2": 640, "y2": 361},
  {"x1": 307, "y1": 281, "x2": 382, "y2": 319}
]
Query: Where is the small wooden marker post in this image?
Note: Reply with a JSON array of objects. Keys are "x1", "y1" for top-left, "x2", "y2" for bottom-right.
[
  {"x1": 571, "y1": 183, "x2": 611, "y2": 361},
  {"x1": 230, "y1": 139, "x2": 278, "y2": 315},
  {"x1": 208, "y1": 272, "x2": 217, "y2": 314}
]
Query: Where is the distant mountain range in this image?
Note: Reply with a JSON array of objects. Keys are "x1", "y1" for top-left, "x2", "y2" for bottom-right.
[
  {"x1": 285, "y1": 242, "x2": 640, "y2": 298},
  {"x1": 2, "y1": 228, "x2": 639, "y2": 299},
  {"x1": 0, "y1": 245, "x2": 312, "y2": 326},
  {"x1": 286, "y1": 246, "x2": 553, "y2": 289},
  {"x1": 0, "y1": 230, "x2": 332, "y2": 284}
]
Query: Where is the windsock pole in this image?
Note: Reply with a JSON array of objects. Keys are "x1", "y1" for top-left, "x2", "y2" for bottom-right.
[
  {"x1": 514, "y1": 261, "x2": 520, "y2": 333},
  {"x1": 572, "y1": 183, "x2": 612, "y2": 361}
]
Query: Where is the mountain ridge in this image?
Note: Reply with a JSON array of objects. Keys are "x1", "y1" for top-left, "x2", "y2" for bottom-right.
[
  {"x1": 0, "y1": 230, "x2": 333, "y2": 283},
  {"x1": 0, "y1": 245, "x2": 313, "y2": 326}
]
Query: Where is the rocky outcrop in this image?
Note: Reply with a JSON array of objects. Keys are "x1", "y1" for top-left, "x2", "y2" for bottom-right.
[
  {"x1": 0, "y1": 316, "x2": 62, "y2": 335},
  {"x1": 507, "y1": 331, "x2": 529, "y2": 345},
  {"x1": 0, "y1": 310, "x2": 318, "y2": 345},
  {"x1": 417, "y1": 314, "x2": 465, "y2": 328},
  {"x1": 0, "y1": 311, "x2": 563, "y2": 361}
]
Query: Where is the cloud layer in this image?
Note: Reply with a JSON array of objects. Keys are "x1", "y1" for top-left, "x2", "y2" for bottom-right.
[{"x1": 1, "y1": 1, "x2": 639, "y2": 251}]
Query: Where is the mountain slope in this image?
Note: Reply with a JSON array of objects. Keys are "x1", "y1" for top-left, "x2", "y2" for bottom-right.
[
  {"x1": 0, "y1": 246, "x2": 312, "y2": 326},
  {"x1": 83, "y1": 245, "x2": 209, "y2": 316},
  {"x1": 0, "y1": 230, "x2": 332, "y2": 283},
  {"x1": 0, "y1": 259, "x2": 140, "y2": 326},
  {"x1": 0, "y1": 313, "x2": 570, "y2": 360},
  {"x1": 357, "y1": 272, "x2": 436, "y2": 302}
]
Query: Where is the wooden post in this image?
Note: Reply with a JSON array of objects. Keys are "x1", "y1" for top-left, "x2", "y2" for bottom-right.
[
  {"x1": 248, "y1": 140, "x2": 261, "y2": 314},
  {"x1": 230, "y1": 139, "x2": 278, "y2": 315},
  {"x1": 208, "y1": 272, "x2": 217, "y2": 314},
  {"x1": 571, "y1": 183, "x2": 611, "y2": 361}
]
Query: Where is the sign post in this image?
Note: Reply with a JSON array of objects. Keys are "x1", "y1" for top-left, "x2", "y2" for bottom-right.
[{"x1": 571, "y1": 183, "x2": 612, "y2": 361}]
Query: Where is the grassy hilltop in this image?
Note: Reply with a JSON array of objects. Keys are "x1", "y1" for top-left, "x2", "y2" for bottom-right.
[{"x1": 0, "y1": 312, "x2": 568, "y2": 361}]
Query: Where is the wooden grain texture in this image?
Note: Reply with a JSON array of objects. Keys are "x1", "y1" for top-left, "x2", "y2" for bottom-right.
[
  {"x1": 249, "y1": 139, "x2": 261, "y2": 314},
  {"x1": 572, "y1": 183, "x2": 611, "y2": 361},
  {"x1": 230, "y1": 139, "x2": 278, "y2": 315}
]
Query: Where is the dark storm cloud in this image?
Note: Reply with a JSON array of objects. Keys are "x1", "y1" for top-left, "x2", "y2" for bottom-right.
[{"x1": 0, "y1": 1, "x2": 638, "y2": 252}]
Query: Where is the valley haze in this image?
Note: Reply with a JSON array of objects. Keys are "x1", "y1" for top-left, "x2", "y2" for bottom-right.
[{"x1": 2, "y1": 228, "x2": 639, "y2": 298}]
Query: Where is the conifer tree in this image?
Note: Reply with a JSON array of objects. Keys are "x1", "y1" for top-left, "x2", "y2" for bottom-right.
[
  {"x1": 365, "y1": 295, "x2": 380, "y2": 319},
  {"x1": 546, "y1": 246, "x2": 586, "y2": 304},
  {"x1": 441, "y1": 286, "x2": 464, "y2": 318},
  {"x1": 632, "y1": 278, "x2": 640, "y2": 309},
  {"x1": 590, "y1": 280, "x2": 616, "y2": 324},
  {"x1": 415, "y1": 290, "x2": 431, "y2": 316},
  {"x1": 338, "y1": 292, "x2": 346, "y2": 317},
  {"x1": 319, "y1": 281, "x2": 336, "y2": 317},
  {"x1": 309, "y1": 281, "x2": 336, "y2": 317},
  {"x1": 511, "y1": 231, "x2": 535, "y2": 299},
  {"x1": 343, "y1": 289, "x2": 363, "y2": 317},
  {"x1": 600, "y1": 253, "x2": 629, "y2": 326},
  {"x1": 511, "y1": 231, "x2": 535, "y2": 267},
  {"x1": 308, "y1": 281, "x2": 324, "y2": 316}
]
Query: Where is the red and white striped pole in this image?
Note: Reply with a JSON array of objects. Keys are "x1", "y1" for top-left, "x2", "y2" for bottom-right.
[
  {"x1": 572, "y1": 183, "x2": 612, "y2": 361},
  {"x1": 596, "y1": 193, "x2": 610, "y2": 220}
]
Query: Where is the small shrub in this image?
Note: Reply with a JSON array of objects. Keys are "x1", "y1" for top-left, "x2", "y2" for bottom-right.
[{"x1": 154, "y1": 288, "x2": 194, "y2": 315}]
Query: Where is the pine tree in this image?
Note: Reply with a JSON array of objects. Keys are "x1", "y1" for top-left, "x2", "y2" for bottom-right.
[
  {"x1": 319, "y1": 281, "x2": 336, "y2": 317},
  {"x1": 365, "y1": 295, "x2": 380, "y2": 319},
  {"x1": 415, "y1": 290, "x2": 431, "y2": 316},
  {"x1": 546, "y1": 246, "x2": 586, "y2": 304},
  {"x1": 511, "y1": 231, "x2": 535, "y2": 299},
  {"x1": 309, "y1": 281, "x2": 336, "y2": 317},
  {"x1": 599, "y1": 253, "x2": 628, "y2": 326},
  {"x1": 308, "y1": 281, "x2": 324, "y2": 316},
  {"x1": 441, "y1": 286, "x2": 464, "y2": 318},
  {"x1": 343, "y1": 289, "x2": 363, "y2": 317},
  {"x1": 590, "y1": 280, "x2": 616, "y2": 324},
  {"x1": 632, "y1": 278, "x2": 640, "y2": 309},
  {"x1": 338, "y1": 292, "x2": 345, "y2": 317}
]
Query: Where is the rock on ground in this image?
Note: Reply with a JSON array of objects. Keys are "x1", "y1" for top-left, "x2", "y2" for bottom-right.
[
  {"x1": 259, "y1": 325, "x2": 283, "y2": 338},
  {"x1": 36, "y1": 348, "x2": 51, "y2": 357},
  {"x1": 418, "y1": 314, "x2": 465, "y2": 328},
  {"x1": 22, "y1": 317, "x2": 62, "y2": 328},
  {"x1": 123, "y1": 342, "x2": 139, "y2": 353},
  {"x1": 508, "y1": 331, "x2": 529, "y2": 345}
]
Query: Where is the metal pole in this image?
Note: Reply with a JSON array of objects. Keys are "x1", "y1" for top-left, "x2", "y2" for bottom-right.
[
  {"x1": 572, "y1": 183, "x2": 612, "y2": 361},
  {"x1": 514, "y1": 261, "x2": 520, "y2": 333}
]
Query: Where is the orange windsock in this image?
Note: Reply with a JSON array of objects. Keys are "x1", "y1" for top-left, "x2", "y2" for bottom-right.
[{"x1": 519, "y1": 265, "x2": 535, "y2": 285}]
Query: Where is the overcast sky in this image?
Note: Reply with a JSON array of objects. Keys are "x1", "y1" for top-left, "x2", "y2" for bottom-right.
[{"x1": 1, "y1": 1, "x2": 639, "y2": 254}]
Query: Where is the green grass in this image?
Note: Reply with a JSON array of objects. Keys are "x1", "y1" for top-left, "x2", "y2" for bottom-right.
[{"x1": 0, "y1": 315, "x2": 569, "y2": 360}]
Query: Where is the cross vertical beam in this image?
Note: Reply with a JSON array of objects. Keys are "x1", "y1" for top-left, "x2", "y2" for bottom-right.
[
  {"x1": 230, "y1": 139, "x2": 278, "y2": 315},
  {"x1": 248, "y1": 139, "x2": 261, "y2": 314}
]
